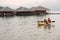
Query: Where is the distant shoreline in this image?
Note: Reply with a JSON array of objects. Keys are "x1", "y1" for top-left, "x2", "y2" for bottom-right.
[{"x1": 48, "y1": 13, "x2": 60, "y2": 14}]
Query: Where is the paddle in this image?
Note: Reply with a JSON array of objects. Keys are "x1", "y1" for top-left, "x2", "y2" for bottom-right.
[
  {"x1": 38, "y1": 21, "x2": 55, "y2": 23},
  {"x1": 52, "y1": 21, "x2": 55, "y2": 22}
]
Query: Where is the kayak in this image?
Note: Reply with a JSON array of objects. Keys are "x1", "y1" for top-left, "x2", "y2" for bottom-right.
[{"x1": 38, "y1": 21, "x2": 55, "y2": 27}]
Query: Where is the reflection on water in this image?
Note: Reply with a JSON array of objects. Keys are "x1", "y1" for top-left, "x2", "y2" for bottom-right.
[
  {"x1": 0, "y1": 14, "x2": 60, "y2": 40},
  {"x1": 38, "y1": 23, "x2": 55, "y2": 30},
  {"x1": 44, "y1": 24, "x2": 52, "y2": 30}
]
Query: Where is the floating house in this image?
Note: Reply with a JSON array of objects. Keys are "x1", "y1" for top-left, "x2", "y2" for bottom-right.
[
  {"x1": 15, "y1": 7, "x2": 31, "y2": 16},
  {"x1": 30, "y1": 6, "x2": 49, "y2": 15},
  {"x1": 15, "y1": 6, "x2": 49, "y2": 16},
  {"x1": 0, "y1": 7, "x2": 14, "y2": 16}
]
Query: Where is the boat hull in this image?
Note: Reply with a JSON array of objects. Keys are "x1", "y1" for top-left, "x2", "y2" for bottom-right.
[{"x1": 37, "y1": 21, "x2": 54, "y2": 27}]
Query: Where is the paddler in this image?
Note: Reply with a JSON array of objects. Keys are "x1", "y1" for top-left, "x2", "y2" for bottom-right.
[
  {"x1": 48, "y1": 18, "x2": 51, "y2": 23},
  {"x1": 44, "y1": 19, "x2": 48, "y2": 29},
  {"x1": 44, "y1": 19, "x2": 48, "y2": 24}
]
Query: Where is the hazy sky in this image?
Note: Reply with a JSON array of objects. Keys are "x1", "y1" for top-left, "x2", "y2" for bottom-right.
[{"x1": 0, "y1": 0, "x2": 60, "y2": 11}]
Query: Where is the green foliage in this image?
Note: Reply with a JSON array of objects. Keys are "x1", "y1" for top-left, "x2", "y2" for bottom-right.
[{"x1": 0, "y1": 6, "x2": 4, "y2": 9}]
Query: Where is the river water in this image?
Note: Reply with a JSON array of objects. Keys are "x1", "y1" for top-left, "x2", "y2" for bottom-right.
[{"x1": 0, "y1": 14, "x2": 60, "y2": 40}]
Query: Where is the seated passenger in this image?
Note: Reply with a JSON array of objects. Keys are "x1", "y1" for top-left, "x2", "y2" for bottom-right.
[
  {"x1": 44, "y1": 19, "x2": 48, "y2": 24},
  {"x1": 48, "y1": 18, "x2": 51, "y2": 23}
]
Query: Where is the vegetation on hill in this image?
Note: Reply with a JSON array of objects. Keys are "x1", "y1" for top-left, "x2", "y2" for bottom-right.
[{"x1": 0, "y1": 6, "x2": 4, "y2": 9}]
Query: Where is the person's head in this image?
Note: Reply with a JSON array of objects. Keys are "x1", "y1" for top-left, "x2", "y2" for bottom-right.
[
  {"x1": 48, "y1": 18, "x2": 50, "y2": 20},
  {"x1": 44, "y1": 19, "x2": 46, "y2": 21}
]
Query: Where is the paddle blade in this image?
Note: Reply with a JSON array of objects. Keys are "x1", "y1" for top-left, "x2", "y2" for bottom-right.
[{"x1": 52, "y1": 21, "x2": 55, "y2": 22}]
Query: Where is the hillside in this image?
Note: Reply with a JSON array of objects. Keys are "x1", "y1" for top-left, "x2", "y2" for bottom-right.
[{"x1": 0, "y1": 6, "x2": 4, "y2": 9}]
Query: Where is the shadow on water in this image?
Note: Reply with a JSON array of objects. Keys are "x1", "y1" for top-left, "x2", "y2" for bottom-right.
[
  {"x1": 0, "y1": 16, "x2": 15, "y2": 19},
  {"x1": 38, "y1": 24, "x2": 55, "y2": 33},
  {"x1": 44, "y1": 24, "x2": 55, "y2": 30}
]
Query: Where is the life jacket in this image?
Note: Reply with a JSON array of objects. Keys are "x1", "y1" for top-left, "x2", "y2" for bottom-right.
[{"x1": 48, "y1": 19, "x2": 51, "y2": 23}]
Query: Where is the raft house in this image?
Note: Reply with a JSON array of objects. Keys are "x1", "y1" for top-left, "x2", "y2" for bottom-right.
[
  {"x1": 15, "y1": 6, "x2": 50, "y2": 16},
  {"x1": 0, "y1": 7, "x2": 14, "y2": 16},
  {"x1": 0, "y1": 6, "x2": 50, "y2": 16}
]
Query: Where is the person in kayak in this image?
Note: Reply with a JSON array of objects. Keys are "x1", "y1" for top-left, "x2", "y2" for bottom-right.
[
  {"x1": 44, "y1": 19, "x2": 48, "y2": 29},
  {"x1": 48, "y1": 18, "x2": 51, "y2": 23},
  {"x1": 44, "y1": 19, "x2": 48, "y2": 24}
]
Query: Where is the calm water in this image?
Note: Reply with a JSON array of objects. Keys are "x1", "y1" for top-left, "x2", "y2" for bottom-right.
[{"x1": 0, "y1": 14, "x2": 60, "y2": 40}]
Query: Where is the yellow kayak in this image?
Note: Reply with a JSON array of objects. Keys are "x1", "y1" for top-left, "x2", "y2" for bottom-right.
[{"x1": 38, "y1": 21, "x2": 51, "y2": 27}]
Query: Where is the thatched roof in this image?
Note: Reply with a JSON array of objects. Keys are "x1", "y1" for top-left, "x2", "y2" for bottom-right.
[
  {"x1": 16, "y1": 7, "x2": 30, "y2": 11},
  {"x1": 30, "y1": 6, "x2": 50, "y2": 11},
  {"x1": 0, "y1": 6, "x2": 50, "y2": 11},
  {"x1": 0, "y1": 7, "x2": 14, "y2": 11},
  {"x1": 29, "y1": 7, "x2": 36, "y2": 11}
]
